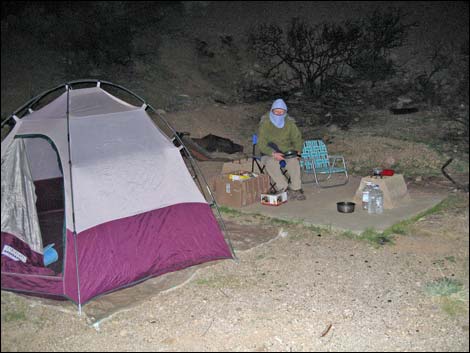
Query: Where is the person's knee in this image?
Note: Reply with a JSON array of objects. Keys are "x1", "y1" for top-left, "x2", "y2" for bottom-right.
[{"x1": 286, "y1": 164, "x2": 301, "y2": 176}]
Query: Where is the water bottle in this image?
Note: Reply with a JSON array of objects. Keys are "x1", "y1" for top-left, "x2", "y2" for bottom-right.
[
  {"x1": 368, "y1": 185, "x2": 377, "y2": 214},
  {"x1": 362, "y1": 182, "x2": 373, "y2": 210},
  {"x1": 374, "y1": 185, "x2": 384, "y2": 214}
]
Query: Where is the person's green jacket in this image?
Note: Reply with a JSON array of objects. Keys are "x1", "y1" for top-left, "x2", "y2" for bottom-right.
[{"x1": 257, "y1": 113, "x2": 303, "y2": 155}]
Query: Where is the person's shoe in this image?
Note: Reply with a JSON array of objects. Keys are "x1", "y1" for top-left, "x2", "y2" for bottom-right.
[
  {"x1": 288, "y1": 189, "x2": 306, "y2": 201},
  {"x1": 296, "y1": 189, "x2": 306, "y2": 201},
  {"x1": 288, "y1": 190, "x2": 298, "y2": 201}
]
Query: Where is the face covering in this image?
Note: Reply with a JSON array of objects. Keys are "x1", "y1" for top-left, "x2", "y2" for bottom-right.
[{"x1": 269, "y1": 98, "x2": 288, "y2": 128}]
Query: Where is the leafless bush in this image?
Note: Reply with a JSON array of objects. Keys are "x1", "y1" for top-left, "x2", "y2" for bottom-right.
[{"x1": 246, "y1": 9, "x2": 411, "y2": 100}]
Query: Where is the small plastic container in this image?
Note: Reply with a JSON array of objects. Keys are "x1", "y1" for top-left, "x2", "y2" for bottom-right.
[
  {"x1": 374, "y1": 186, "x2": 384, "y2": 214},
  {"x1": 368, "y1": 186, "x2": 377, "y2": 214},
  {"x1": 43, "y1": 243, "x2": 58, "y2": 267},
  {"x1": 362, "y1": 182, "x2": 373, "y2": 210}
]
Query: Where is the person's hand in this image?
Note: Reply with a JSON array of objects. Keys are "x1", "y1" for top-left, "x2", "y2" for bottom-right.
[{"x1": 272, "y1": 152, "x2": 285, "y2": 161}]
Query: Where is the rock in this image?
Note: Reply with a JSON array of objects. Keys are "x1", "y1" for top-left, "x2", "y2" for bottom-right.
[
  {"x1": 161, "y1": 337, "x2": 176, "y2": 345},
  {"x1": 396, "y1": 96, "x2": 413, "y2": 108},
  {"x1": 327, "y1": 124, "x2": 338, "y2": 133},
  {"x1": 156, "y1": 109, "x2": 166, "y2": 115},
  {"x1": 342, "y1": 309, "x2": 355, "y2": 319},
  {"x1": 415, "y1": 176, "x2": 423, "y2": 182},
  {"x1": 278, "y1": 228, "x2": 288, "y2": 238}
]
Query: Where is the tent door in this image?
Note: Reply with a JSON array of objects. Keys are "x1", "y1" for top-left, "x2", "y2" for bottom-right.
[{"x1": 21, "y1": 135, "x2": 66, "y2": 275}]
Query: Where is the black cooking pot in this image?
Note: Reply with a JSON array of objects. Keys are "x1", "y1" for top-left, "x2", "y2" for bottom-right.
[
  {"x1": 283, "y1": 150, "x2": 299, "y2": 159},
  {"x1": 372, "y1": 167, "x2": 383, "y2": 177},
  {"x1": 337, "y1": 202, "x2": 355, "y2": 213}
]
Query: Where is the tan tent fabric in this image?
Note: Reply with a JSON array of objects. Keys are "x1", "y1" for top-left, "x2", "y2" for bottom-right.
[{"x1": 3, "y1": 87, "x2": 207, "y2": 233}]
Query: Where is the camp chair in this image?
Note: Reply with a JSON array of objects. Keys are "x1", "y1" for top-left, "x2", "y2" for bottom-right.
[
  {"x1": 300, "y1": 139, "x2": 349, "y2": 187},
  {"x1": 251, "y1": 134, "x2": 290, "y2": 193}
]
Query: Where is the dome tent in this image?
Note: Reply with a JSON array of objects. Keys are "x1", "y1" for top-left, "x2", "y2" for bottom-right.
[{"x1": 1, "y1": 80, "x2": 234, "y2": 311}]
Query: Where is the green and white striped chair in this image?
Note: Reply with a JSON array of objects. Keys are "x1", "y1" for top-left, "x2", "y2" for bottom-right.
[{"x1": 300, "y1": 139, "x2": 349, "y2": 187}]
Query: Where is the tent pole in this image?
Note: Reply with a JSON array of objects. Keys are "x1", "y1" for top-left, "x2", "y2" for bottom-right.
[
  {"x1": 65, "y1": 84, "x2": 83, "y2": 313},
  {"x1": 1, "y1": 83, "x2": 66, "y2": 128}
]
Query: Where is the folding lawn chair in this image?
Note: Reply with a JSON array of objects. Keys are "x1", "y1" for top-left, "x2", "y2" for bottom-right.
[{"x1": 300, "y1": 139, "x2": 349, "y2": 187}]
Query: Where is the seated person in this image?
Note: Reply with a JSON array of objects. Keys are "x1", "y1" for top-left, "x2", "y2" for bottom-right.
[{"x1": 257, "y1": 98, "x2": 305, "y2": 201}]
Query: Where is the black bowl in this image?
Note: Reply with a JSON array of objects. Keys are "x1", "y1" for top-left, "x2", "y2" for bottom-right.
[{"x1": 337, "y1": 202, "x2": 355, "y2": 213}]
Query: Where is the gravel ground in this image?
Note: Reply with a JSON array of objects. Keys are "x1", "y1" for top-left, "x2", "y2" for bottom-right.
[{"x1": 1, "y1": 191, "x2": 468, "y2": 352}]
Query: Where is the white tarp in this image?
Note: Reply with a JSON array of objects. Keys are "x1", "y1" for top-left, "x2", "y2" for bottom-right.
[{"x1": 1, "y1": 138, "x2": 43, "y2": 254}]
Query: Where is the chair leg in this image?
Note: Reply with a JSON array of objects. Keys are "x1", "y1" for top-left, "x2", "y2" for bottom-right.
[
  {"x1": 300, "y1": 169, "x2": 314, "y2": 184},
  {"x1": 311, "y1": 164, "x2": 319, "y2": 185},
  {"x1": 252, "y1": 158, "x2": 265, "y2": 174},
  {"x1": 254, "y1": 157, "x2": 278, "y2": 193},
  {"x1": 281, "y1": 167, "x2": 291, "y2": 185},
  {"x1": 311, "y1": 161, "x2": 349, "y2": 188},
  {"x1": 315, "y1": 171, "x2": 349, "y2": 188},
  {"x1": 301, "y1": 174, "x2": 315, "y2": 184},
  {"x1": 300, "y1": 153, "x2": 349, "y2": 188}
]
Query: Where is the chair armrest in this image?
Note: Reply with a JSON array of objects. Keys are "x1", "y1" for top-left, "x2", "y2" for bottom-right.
[
  {"x1": 329, "y1": 155, "x2": 344, "y2": 159},
  {"x1": 329, "y1": 155, "x2": 345, "y2": 162},
  {"x1": 328, "y1": 155, "x2": 346, "y2": 169}
]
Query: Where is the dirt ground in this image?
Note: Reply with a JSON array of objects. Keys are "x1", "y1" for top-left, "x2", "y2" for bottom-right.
[
  {"x1": 1, "y1": 104, "x2": 469, "y2": 352},
  {"x1": 1, "y1": 188, "x2": 468, "y2": 352}
]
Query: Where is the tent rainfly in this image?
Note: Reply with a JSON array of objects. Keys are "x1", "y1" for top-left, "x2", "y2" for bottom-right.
[{"x1": 1, "y1": 80, "x2": 234, "y2": 310}]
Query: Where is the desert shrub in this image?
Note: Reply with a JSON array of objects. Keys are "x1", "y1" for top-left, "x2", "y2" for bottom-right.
[{"x1": 246, "y1": 8, "x2": 411, "y2": 100}]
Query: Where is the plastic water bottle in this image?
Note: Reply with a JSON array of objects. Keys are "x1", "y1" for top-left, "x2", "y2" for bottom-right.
[
  {"x1": 374, "y1": 185, "x2": 384, "y2": 214},
  {"x1": 362, "y1": 182, "x2": 373, "y2": 210},
  {"x1": 367, "y1": 186, "x2": 377, "y2": 214}
]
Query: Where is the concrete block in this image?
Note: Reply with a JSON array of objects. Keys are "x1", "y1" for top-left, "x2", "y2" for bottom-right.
[{"x1": 353, "y1": 174, "x2": 411, "y2": 209}]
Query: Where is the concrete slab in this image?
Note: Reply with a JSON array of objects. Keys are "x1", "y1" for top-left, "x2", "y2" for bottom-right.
[{"x1": 239, "y1": 176, "x2": 447, "y2": 233}]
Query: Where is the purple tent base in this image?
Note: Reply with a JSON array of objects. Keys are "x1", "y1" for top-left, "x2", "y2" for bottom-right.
[{"x1": 2, "y1": 202, "x2": 232, "y2": 305}]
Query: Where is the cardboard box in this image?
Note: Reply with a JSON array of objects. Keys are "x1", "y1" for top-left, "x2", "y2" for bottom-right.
[
  {"x1": 211, "y1": 172, "x2": 271, "y2": 208},
  {"x1": 222, "y1": 158, "x2": 263, "y2": 174},
  {"x1": 261, "y1": 191, "x2": 288, "y2": 206}
]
